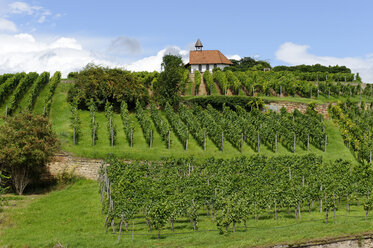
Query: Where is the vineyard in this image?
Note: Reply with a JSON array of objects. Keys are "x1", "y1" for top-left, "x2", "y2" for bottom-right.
[
  {"x1": 0, "y1": 71, "x2": 364, "y2": 163},
  {"x1": 187, "y1": 70, "x2": 373, "y2": 100},
  {"x1": 330, "y1": 101, "x2": 373, "y2": 164},
  {"x1": 62, "y1": 88, "x2": 345, "y2": 161},
  {"x1": 1, "y1": 69, "x2": 373, "y2": 247},
  {"x1": 0, "y1": 72, "x2": 61, "y2": 117},
  {"x1": 99, "y1": 155, "x2": 373, "y2": 241}
]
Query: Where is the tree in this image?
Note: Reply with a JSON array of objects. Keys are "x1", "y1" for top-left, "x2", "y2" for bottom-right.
[
  {"x1": 0, "y1": 113, "x2": 59, "y2": 195},
  {"x1": 153, "y1": 55, "x2": 185, "y2": 107},
  {"x1": 0, "y1": 172, "x2": 9, "y2": 208}
]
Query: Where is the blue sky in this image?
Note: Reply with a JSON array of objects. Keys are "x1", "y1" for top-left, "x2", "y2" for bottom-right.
[{"x1": 0, "y1": 0, "x2": 373, "y2": 81}]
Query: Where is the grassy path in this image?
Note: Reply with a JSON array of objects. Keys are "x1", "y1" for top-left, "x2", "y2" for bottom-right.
[{"x1": 2, "y1": 180, "x2": 373, "y2": 247}]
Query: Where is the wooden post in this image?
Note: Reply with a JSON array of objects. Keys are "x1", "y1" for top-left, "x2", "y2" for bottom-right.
[
  {"x1": 118, "y1": 215, "x2": 124, "y2": 243},
  {"x1": 111, "y1": 129, "x2": 114, "y2": 147},
  {"x1": 150, "y1": 130, "x2": 153, "y2": 148},
  {"x1": 5, "y1": 105, "x2": 7, "y2": 117},
  {"x1": 130, "y1": 129, "x2": 133, "y2": 147},
  {"x1": 92, "y1": 116, "x2": 95, "y2": 146},
  {"x1": 257, "y1": 132, "x2": 260, "y2": 153},
  {"x1": 293, "y1": 133, "x2": 296, "y2": 153},
  {"x1": 307, "y1": 133, "x2": 309, "y2": 152},
  {"x1": 73, "y1": 127, "x2": 76, "y2": 145},
  {"x1": 186, "y1": 130, "x2": 188, "y2": 151},
  {"x1": 43, "y1": 106, "x2": 46, "y2": 116},
  {"x1": 204, "y1": 130, "x2": 206, "y2": 151},
  {"x1": 370, "y1": 151, "x2": 372, "y2": 164},
  {"x1": 132, "y1": 220, "x2": 134, "y2": 242},
  {"x1": 221, "y1": 132, "x2": 224, "y2": 152},
  {"x1": 240, "y1": 133, "x2": 243, "y2": 153},
  {"x1": 168, "y1": 130, "x2": 170, "y2": 149},
  {"x1": 324, "y1": 135, "x2": 327, "y2": 152},
  {"x1": 280, "y1": 85, "x2": 282, "y2": 97},
  {"x1": 110, "y1": 116, "x2": 113, "y2": 147}
]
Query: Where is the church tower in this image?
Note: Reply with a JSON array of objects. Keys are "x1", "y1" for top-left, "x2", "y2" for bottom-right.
[{"x1": 195, "y1": 38, "x2": 203, "y2": 51}]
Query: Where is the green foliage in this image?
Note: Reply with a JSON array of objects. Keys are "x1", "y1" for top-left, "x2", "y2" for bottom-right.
[
  {"x1": 150, "y1": 103, "x2": 170, "y2": 146},
  {"x1": 153, "y1": 55, "x2": 185, "y2": 107},
  {"x1": 165, "y1": 102, "x2": 188, "y2": 148},
  {"x1": 184, "y1": 95, "x2": 264, "y2": 111},
  {"x1": 0, "y1": 73, "x2": 25, "y2": 106},
  {"x1": 0, "y1": 73, "x2": 15, "y2": 86},
  {"x1": 67, "y1": 64, "x2": 149, "y2": 111},
  {"x1": 227, "y1": 57, "x2": 271, "y2": 71},
  {"x1": 135, "y1": 100, "x2": 153, "y2": 146},
  {"x1": 0, "y1": 113, "x2": 58, "y2": 195},
  {"x1": 0, "y1": 172, "x2": 9, "y2": 208},
  {"x1": 105, "y1": 102, "x2": 117, "y2": 146},
  {"x1": 44, "y1": 71, "x2": 61, "y2": 116},
  {"x1": 179, "y1": 104, "x2": 205, "y2": 148},
  {"x1": 213, "y1": 70, "x2": 229, "y2": 95},
  {"x1": 100, "y1": 154, "x2": 366, "y2": 239},
  {"x1": 7, "y1": 72, "x2": 38, "y2": 115},
  {"x1": 120, "y1": 101, "x2": 133, "y2": 146},
  {"x1": 203, "y1": 70, "x2": 214, "y2": 95},
  {"x1": 67, "y1": 72, "x2": 78, "y2": 79},
  {"x1": 88, "y1": 99, "x2": 99, "y2": 146},
  {"x1": 193, "y1": 105, "x2": 223, "y2": 150},
  {"x1": 330, "y1": 101, "x2": 373, "y2": 163},
  {"x1": 225, "y1": 70, "x2": 241, "y2": 94},
  {"x1": 25, "y1": 72, "x2": 50, "y2": 111},
  {"x1": 273, "y1": 64, "x2": 352, "y2": 74}
]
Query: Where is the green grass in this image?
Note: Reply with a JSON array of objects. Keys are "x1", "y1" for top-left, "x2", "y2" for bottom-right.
[
  {"x1": 185, "y1": 81, "x2": 193, "y2": 96},
  {"x1": 46, "y1": 82, "x2": 358, "y2": 162},
  {"x1": 2, "y1": 180, "x2": 373, "y2": 248}
]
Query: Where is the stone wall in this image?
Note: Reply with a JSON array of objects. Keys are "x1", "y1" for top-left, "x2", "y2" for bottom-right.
[
  {"x1": 266, "y1": 101, "x2": 332, "y2": 119},
  {"x1": 46, "y1": 153, "x2": 103, "y2": 180},
  {"x1": 273, "y1": 234, "x2": 373, "y2": 248}
]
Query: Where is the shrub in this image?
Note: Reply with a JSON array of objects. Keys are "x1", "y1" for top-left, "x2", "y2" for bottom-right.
[
  {"x1": 0, "y1": 113, "x2": 59, "y2": 195},
  {"x1": 67, "y1": 64, "x2": 149, "y2": 111},
  {"x1": 184, "y1": 95, "x2": 265, "y2": 111}
]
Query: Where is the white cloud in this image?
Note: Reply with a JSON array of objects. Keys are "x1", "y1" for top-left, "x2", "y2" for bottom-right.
[
  {"x1": 227, "y1": 54, "x2": 241, "y2": 60},
  {"x1": 8, "y1": 1, "x2": 51, "y2": 24},
  {"x1": 8, "y1": 2, "x2": 41, "y2": 15},
  {"x1": 0, "y1": 33, "x2": 118, "y2": 77},
  {"x1": 276, "y1": 42, "x2": 373, "y2": 83},
  {"x1": 0, "y1": 32, "x2": 204, "y2": 77},
  {"x1": 125, "y1": 46, "x2": 189, "y2": 72},
  {"x1": 0, "y1": 18, "x2": 17, "y2": 32}
]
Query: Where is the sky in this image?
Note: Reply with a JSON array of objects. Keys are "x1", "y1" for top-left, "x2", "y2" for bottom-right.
[{"x1": 0, "y1": 0, "x2": 372, "y2": 82}]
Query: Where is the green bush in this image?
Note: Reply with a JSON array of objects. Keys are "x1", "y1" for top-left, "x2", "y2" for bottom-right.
[
  {"x1": 67, "y1": 64, "x2": 149, "y2": 111},
  {"x1": 184, "y1": 95, "x2": 265, "y2": 111}
]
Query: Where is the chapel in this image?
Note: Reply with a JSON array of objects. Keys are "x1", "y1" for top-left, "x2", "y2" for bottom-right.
[{"x1": 186, "y1": 39, "x2": 232, "y2": 73}]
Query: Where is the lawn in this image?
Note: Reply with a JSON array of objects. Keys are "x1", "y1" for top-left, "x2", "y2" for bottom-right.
[{"x1": 1, "y1": 180, "x2": 373, "y2": 248}]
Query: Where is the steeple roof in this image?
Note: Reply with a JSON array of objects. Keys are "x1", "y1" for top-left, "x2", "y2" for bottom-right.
[{"x1": 195, "y1": 38, "x2": 203, "y2": 48}]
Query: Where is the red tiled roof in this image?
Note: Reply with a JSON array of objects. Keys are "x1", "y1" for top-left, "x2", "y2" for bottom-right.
[{"x1": 189, "y1": 50, "x2": 233, "y2": 65}]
